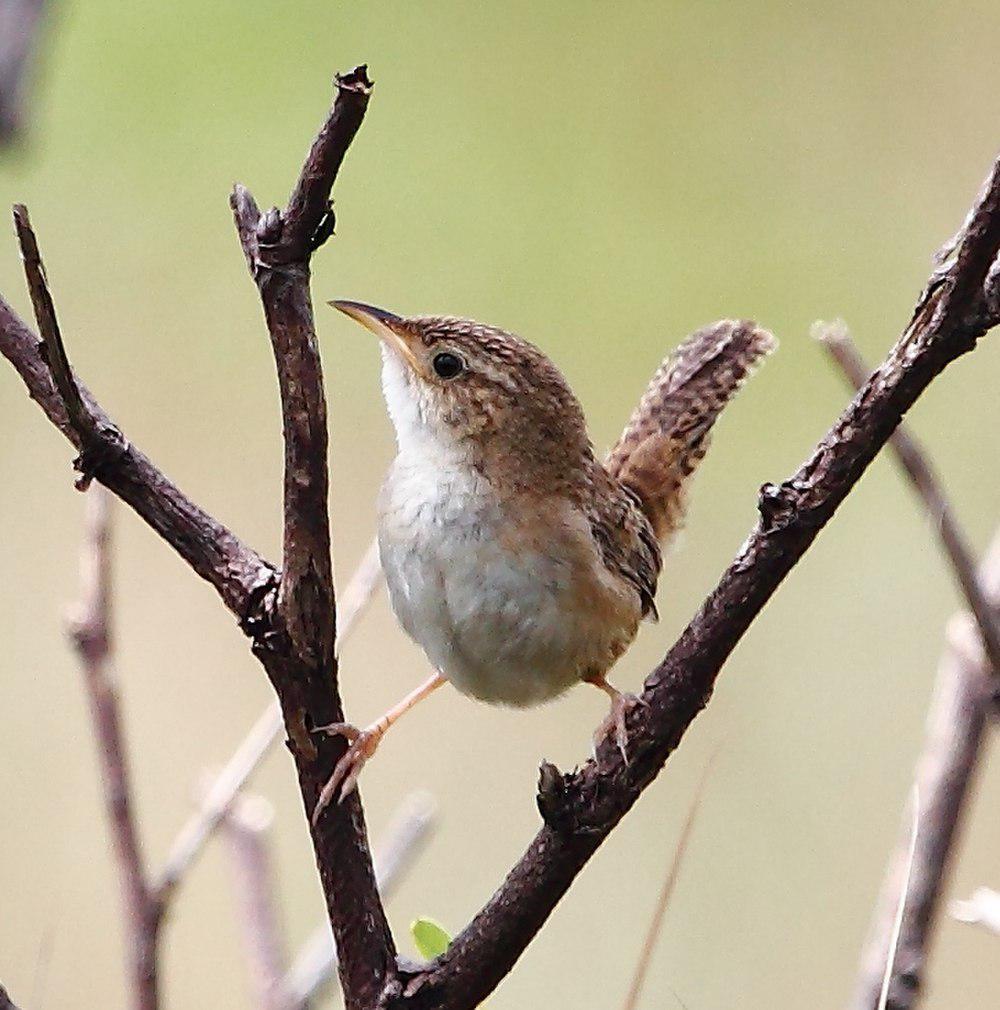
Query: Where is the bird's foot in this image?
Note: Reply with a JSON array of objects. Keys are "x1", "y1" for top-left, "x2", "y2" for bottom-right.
[
  {"x1": 311, "y1": 721, "x2": 385, "y2": 824},
  {"x1": 593, "y1": 691, "x2": 647, "y2": 765}
]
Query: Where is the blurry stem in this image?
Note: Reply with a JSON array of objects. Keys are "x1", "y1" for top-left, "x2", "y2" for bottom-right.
[
  {"x1": 849, "y1": 533, "x2": 1000, "y2": 1010},
  {"x1": 154, "y1": 537, "x2": 382, "y2": 900},
  {"x1": 621, "y1": 755, "x2": 715, "y2": 1010},
  {"x1": 222, "y1": 795, "x2": 293, "y2": 1010},
  {"x1": 0, "y1": 0, "x2": 46, "y2": 143},
  {"x1": 67, "y1": 487, "x2": 163, "y2": 1010},
  {"x1": 816, "y1": 321, "x2": 1000, "y2": 675}
]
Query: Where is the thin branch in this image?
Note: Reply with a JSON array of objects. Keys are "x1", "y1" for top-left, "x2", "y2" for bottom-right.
[
  {"x1": 155, "y1": 536, "x2": 381, "y2": 899},
  {"x1": 0, "y1": 227, "x2": 275, "y2": 622},
  {"x1": 951, "y1": 887, "x2": 1000, "y2": 935},
  {"x1": 878, "y1": 788, "x2": 921, "y2": 1010},
  {"x1": 5, "y1": 73, "x2": 1000, "y2": 1010},
  {"x1": 67, "y1": 487, "x2": 162, "y2": 1010},
  {"x1": 286, "y1": 791, "x2": 438, "y2": 1010},
  {"x1": 222, "y1": 795, "x2": 293, "y2": 1010},
  {"x1": 849, "y1": 533, "x2": 1000, "y2": 1010},
  {"x1": 816, "y1": 320, "x2": 1000, "y2": 674},
  {"x1": 0, "y1": 0, "x2": 46, "y2": 143},
  {"x1": 229, "y1": 66, "x2": 392, "y2": 1010},
  {"x1": 391, "y1": 154, "x2": 1000, "y2": 1010},
  {"x1": 621, "y1": 756, "x2": 713, "y2": 1010}
]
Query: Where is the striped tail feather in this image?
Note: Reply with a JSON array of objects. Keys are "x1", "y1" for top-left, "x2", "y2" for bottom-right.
[{"x1": 605, "y1": 319, "x2": 776, "y2": 543}]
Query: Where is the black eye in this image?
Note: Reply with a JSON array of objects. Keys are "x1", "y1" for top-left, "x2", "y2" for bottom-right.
[{"x1": 432, "y1": 352, "x2": 464, "y2": 379}]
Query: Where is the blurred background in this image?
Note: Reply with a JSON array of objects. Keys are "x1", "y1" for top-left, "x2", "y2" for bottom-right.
[{"x1": 2, "y1": 1, "x2": 999, "y2": 1007}]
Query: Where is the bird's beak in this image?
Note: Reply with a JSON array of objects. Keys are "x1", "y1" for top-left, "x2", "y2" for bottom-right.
[{"x1": 329, "y1": 300, "x2": 421, "y2": 371}]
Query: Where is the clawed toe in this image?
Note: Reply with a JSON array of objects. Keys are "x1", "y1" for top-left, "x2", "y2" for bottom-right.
[
  {"x1": 311, "y1": 726, "x2": 382, "y2": 825},
  {"x1": 594, "y1": 691, "x2": 640, "y2": 765}
]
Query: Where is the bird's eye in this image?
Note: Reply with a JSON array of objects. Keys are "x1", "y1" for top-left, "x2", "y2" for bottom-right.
[{"x1": 432, "y1": 352, "x2": 464, "y2": 379}]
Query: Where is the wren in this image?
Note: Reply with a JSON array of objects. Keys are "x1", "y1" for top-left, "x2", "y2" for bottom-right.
[{"x1": 313, "y1": 302, "x2": 775, "y2": 816}]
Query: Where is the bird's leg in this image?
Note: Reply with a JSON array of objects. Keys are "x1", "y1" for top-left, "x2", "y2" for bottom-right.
[
  {"x1": 312, "y1": 671, "x2": 446, "y2": 822},
  {"x1": 586, "y1": 672, "x2": 645, "y2": 763}
]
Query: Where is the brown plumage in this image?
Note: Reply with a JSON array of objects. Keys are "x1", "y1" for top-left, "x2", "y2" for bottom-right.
[
  {"x1": 606, "y1": 319, "x2": 777, "y2": 543},
  {"x1": 313, "y1": 302, "x2": 776, "y2": 808}
]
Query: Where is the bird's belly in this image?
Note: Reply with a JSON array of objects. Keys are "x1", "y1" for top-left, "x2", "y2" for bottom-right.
[{"x1": 378, "y1": 465, "x2": 640, "y2": 707}]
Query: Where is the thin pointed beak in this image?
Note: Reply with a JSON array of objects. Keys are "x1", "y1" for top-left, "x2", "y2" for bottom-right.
[{"x1": 329, "y1": 300, "x2": 421, "y2": 370}]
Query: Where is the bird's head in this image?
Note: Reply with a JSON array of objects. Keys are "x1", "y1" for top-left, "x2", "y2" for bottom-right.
[{"x1": 330, "y1": 300, "x2": 592, "y2": 487}]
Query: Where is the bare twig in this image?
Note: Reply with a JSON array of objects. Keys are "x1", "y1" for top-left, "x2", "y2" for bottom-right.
[
  {"x1": 67, "y1": 487, "x2": 162, "y2": 1010},
  {"x1": 878, "y1": 788, "x2": 921, "y2": 1010},
  {"x1": 394, "y1": 154, "x2": 1000, "y2": 1010},
  {"x1": 230, "y1": 66, "x2": 393, "y2": 1010},
  {"x1": 1, "y1": 222, "x2": 274, "y2": 621},
  {"x1": 222, "y1": 795, "x2": 293, "y2": 1010},
  {"x1": 155, "y1": 536, "x2": 381, "y2": 899},
  {"x1": 286, "y1": 791, "x2": 437, "y2": 1010},
  {"x1": 0, "y1": 0, "x2": 46, "y2": 143},
  {"x1": 951, "y1": 887, "x2": 1000, "y2": 935},
  {"x1": 816, "y1": 321, "x2": 1000, "y2": 673},
  {"x1": 4, "y1": 76, "x2": 1000, "y2": 1010},
  {"x1": 850, "y1": 534, "x2": 1000, "y2": 1010},
  {"x1": 621, "y1": 756, "x2": 714, "y2": 1010}
]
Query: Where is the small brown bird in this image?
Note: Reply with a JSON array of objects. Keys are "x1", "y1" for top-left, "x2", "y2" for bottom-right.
[{"x1": 315, "y1": 303, "x2": 775, "y2": 814}]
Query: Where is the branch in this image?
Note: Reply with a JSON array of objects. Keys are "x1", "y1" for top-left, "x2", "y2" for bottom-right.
[
  {"x1": 222, "y1": 795, "x2": 293, "y2": 1010},
  {"x1": 229, "y1": 67, "x2": 393, "y2": 1010},
  {"x1": 67, "y1": 487, "x2": 162, "y2": 1010},
  {"x1": 0, "y1": 0, "x2": 45, "y2": 143},
  {"x1": 155, "y1": 537, "x2": 381, "y2": 899},
  {"x1": 849, "y1": 533, "x2": 1000, "y2": 1010},
  {"x1": 390, "y1": 155, "x2": 1000, "y2": 1010},
  {"x1": 286, "y1": 791, "x2": 438, "y2": 1010},
  {"x1": 817, "y1": 321, "x2": 1000, "y2": 673},
  {"x1": 1, "y1": 214, "x2": 275, "y2": 623}
]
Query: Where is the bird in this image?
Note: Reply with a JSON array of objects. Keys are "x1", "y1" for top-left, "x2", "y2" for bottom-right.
[{"x1": 314, "y1": 301, "x2": 775, "y2": 817}]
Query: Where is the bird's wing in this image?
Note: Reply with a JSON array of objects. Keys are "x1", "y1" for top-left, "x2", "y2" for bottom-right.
[{"x1": 587, "y1": 480, "x2": 662, "y2": 621}]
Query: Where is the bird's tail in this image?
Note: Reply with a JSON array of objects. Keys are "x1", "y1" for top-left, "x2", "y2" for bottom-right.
[{"x1": 605, "y1": 319, "x2": 776, "y2": 543}]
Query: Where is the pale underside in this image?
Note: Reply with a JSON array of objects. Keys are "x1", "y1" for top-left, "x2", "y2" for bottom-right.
[{"x1": 377, "y1": 350, "x2": 644, "y2": 707}]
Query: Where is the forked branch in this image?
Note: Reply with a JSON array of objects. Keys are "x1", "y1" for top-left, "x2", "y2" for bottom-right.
[{"x1": 2, "y1": 70, "x2": 999, "y2": 1010}]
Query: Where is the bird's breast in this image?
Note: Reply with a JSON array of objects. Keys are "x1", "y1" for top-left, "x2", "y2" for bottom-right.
[{"x1": 377, "y1": 451, "x2": 642, "y2": 706}]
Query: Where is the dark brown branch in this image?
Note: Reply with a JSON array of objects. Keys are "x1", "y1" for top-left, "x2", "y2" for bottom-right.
[
  {"x1": 849, "y1": 533, "x2": 1000, "y2": 1010},
  {"x1": 229, "y1": 67, "x2": 393, "y2": 1010},
  {"x1": 390, "y1": 156, "x2": 1000, "y2": 1010},
  {"x1": 0, "y1": 279, "x2": 274, "y2": 623},
  {"x1": 817, "y1": 321, "x2": 1000, "y2": 675},
  {"x1": 0, "y1": 0, "x2": 46, "y2": 143},
  {"x1": 67, "y1": 487, "x2": 162, "y2": 1010},
  {"x1": 286, "y1": 791, "x2": 438, "y2": 1010}
]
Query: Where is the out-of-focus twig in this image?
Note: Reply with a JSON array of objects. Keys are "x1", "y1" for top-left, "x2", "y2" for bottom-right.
[
  {"x1": 816, "y1": 322, "x2": 1000, "y2": 1010},
  {"x1": 222, "y1": 794, "x2": 293, "y2": 1010},
  {"x1": 816, "y1": 320, "x2": 1000, "y2": 673},
  {"x1": 0, "y1": 0, "x2": 46, "y2": 144},
  {"x1": 951, "y1": 887, "x2": 1000, "y2": 935},
  {"x1": 620, "y1": 756, "x2": 714, "y2": 1010},
  {"x1": 849, "y1": 533, "x2": 1000, "y2": 1010},
  {"x1": 877, "y1": 788, "x2": 921, "y2": 1010},
  {"x1": 286, "y1": 791, "x2": 438, "y2": 1010},
  {"x1": 154, "y1": 537, "x2": 382, "y2": 899},
  {"x1": 67, "y1": 487, "x2": 163, "y2": 1010}
]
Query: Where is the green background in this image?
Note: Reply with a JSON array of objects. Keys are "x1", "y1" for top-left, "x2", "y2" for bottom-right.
[{"x1": 2, "y1": 2, "x2": 999, "y2": 1008}]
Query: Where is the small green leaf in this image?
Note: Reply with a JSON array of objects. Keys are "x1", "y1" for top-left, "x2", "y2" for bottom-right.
[{"x1": 410, "y1": 917, "x2": 452, "y2": 960}]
